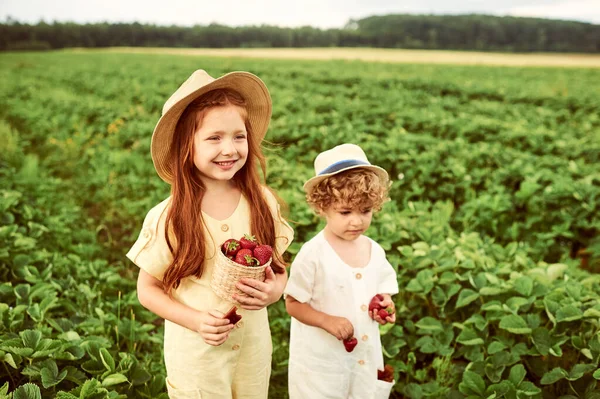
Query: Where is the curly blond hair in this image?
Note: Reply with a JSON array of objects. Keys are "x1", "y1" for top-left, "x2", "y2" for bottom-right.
[{"x1": 306, "y1": 169, "x2": 389, "y2": 212}]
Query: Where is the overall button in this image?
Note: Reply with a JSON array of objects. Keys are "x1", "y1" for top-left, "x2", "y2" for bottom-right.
[
  {"x1": 361, "y1": 304, "x2": 367, "y2": 311},
  {"x1": 232, "y1": 344, "x2": 240, "y2": 351},
  {"x1": 358, "y1": 360, "x2": 365, "y2": 365},
  {"x1": 142, "y1": 228, "x2": 152, "y2": 239},
  {"x1": 221, "y1": 224, "x2": 229, "y2": 232},
  {"x1": 355, "y1": 273, "x2": 362, "y2": 280},
  {"x1": 362, "y1": 335, "x2": 369, "y2": 341},
  {"x1": 236, "y1": 321, "x2": 244, "y2": 328}
]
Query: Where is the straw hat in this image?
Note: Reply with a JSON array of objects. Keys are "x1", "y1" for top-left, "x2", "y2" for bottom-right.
[
  {"x1": 303, "y1": 143, "x2": 389, "y2": 193},
  {"x1": 151, "y1": 69, "x2": 272, "y2": 184}
]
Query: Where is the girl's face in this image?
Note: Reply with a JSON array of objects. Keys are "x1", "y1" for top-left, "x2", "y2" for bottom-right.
[
  {"x1": 193, "y1": 104, "x2": 249, "y2": 185},
  {"x1": 322, "y1": 203, "x2": 373, "y2": 241}
]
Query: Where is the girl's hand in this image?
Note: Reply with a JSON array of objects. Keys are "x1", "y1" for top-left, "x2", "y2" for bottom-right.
[
  {"x1": 371, "y1": 295, "x2": 396, "y2": 325},
  {"x1": 322, "y1": 315, "x2": 354, "y2": 340},
  {"x1": 234, "y1": 266, "x2": 281, "y2": 310},
  {"x1": 195, "y1": 309, "x2": 235, "y2": 346}
]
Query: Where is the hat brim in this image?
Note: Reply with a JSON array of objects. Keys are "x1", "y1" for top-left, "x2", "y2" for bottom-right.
[
  {"x1": 303, "y1": 164, "x2": 389, "y2": 193},
  {"x1": 151, "y1": 71, "x2": 272, "y2": 184}
]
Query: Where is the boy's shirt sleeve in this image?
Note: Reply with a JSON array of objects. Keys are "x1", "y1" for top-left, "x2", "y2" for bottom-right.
[
  {"x1": 284, "y1": 246, "x2": 316, "y2": 304},
  {"x1": 126, "y1": 198, "x2": 173, "y2": 282},
  {"x1": 377, "y1": 244, "x2": 399, "y2": 295}
]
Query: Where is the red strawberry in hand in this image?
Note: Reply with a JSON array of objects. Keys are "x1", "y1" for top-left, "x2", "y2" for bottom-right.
[
  {"x1": 378, "y1": 307, "x2": 394, "y2": 320},
  {"x1": 239, "y1": 234, "x2": 258, "y2": 250},
  {"x1": 343, "y1": 337, "x2": 358, "y2": 352},
  {"x1": 369, "y1": 294, "x2": 384, "y2": 312},
  {"x1": 253, "y1": 244, "x2": 273, "y2": 266},
  {"x1": 223, "y1": 306, "x2": 242, "y2": 325},
  {"x1": 222, "y1": 239, "x2": 240, "y2": 257},
  {"x1": 234, "y1": 249, "x2": 257, "y2": 266}
]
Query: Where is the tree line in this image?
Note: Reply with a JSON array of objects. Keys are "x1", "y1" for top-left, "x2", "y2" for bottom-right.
[{"x1": 2, "y1": 14, "x2": 598, "y2": 53}]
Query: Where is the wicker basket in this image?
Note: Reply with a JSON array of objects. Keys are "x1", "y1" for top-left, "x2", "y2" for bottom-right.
[{"x1": 211, "y1": 249, "x2": 271, "y2": 304}]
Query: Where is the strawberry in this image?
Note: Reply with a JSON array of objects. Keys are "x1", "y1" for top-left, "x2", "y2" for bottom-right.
[
  {"x1": 223, "y1": 306, "x2": 242, "y2": 325},
  {"x1": 378, "y1": 308, "x2": 394, "y2": 320},
  {"x1": 343, "y1": 337, "x2": 358, "y2": 352},
  {"x1": 239, "y1": 234, "x2": 258, "y2": 250},
  {"x1": 221, "y1": 239, "x2": 240, "y2": 257},
  {"x1": 368, "y1": 294, "x2": 384, "y2": 312},
  {"x1": 234, "y1": 249, "x2": 257, "y2": 266},
  {"x1": 253, "y1": 244, "x2": 273, "y2": 266},
  {"x1": 377, "y1": 364, "x2": 394, "y2": 382}
]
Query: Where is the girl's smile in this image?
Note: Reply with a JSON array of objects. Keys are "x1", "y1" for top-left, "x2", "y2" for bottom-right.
[{"x1": 214, "y1": 160, "x2": 239, "y2": 170}]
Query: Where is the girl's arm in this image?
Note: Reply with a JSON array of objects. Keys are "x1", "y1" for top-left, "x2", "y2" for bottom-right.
[
  {"x1": 137, "y1": 269, "x2": 234, "y2": 345},
  {"x1": 285, "y1": 295, "x2": 354, "y2": 340}
]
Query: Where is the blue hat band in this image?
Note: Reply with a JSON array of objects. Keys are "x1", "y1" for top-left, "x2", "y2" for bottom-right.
[{"x1": 318, "y1": 159, "x2": 370, "y2": 176}]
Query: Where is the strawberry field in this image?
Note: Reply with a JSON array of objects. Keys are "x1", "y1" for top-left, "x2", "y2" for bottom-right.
[{"x1": 1, "y1": 51, "x2": 599, "y2": 398}]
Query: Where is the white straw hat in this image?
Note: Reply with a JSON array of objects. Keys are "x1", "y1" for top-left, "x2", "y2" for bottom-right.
[
  {"x1": 303, "y1": 143, "x2": 389, "y2": 193},
  {"x1": 151, "y1": 69, "x2": 272, "y2": 184}
]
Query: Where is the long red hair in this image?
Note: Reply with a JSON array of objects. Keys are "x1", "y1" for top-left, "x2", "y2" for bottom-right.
[{"x1": 162, "y1": 88, "x2": 286, "y2": 295}]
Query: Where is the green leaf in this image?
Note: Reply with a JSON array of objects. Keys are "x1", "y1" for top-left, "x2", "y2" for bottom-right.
[
  {"x1": 567, "y1": 364, "x2": 596, "y2": 381},
  {"x1": 488, "y1": 341, "x2": 507, "y2": 355},
  {"x1": 481, "y1": 301, "x2": 503, "y2": 311},
  {"x1": 480, "y1": 287, "x2": 505, "y2": 296},
  {"x1": 40, "y1": 361, "x2": 67, "y2": 388},
  {"x1": 20, "y1": 329, "x2": 41, "y2": 349},
  {"x1": 130, "y1": 364, "x2": 152, "y2": 386},
  {"x1": 486, "y1": 381, "x2": 512, "y2": 397},
  {"x1": 594, "y1": 369, "x2": 600, "y2": 380},
  {"x1": 101, "y1": 373, "x2": 128, "y2": 387},
  {"x1": 485, "y1": 363, "x2": 505, "y2": 383},
  {"x1": 516, "y1": 381, "x2": 541, "y2": 396},
  {"x1": 556, "y1": 305, "x2": 583, "y2": 323},
  {"x1": 540, "y1": 367, "x2": 567, "y2": 385},
  {"x1": 460, "y1": 370, "x2": 486, "y2": 395},
  {"x1": 415, "y1": 317, "x2": 443, "y2": 333},
  {"x1": 531, "y1": 327, "x2": 551, "y2": 355},
  {"x1": 404, "y1": 383, "x2": 423, "y2": 399},
  {"x1": 3, "y1": 352, "x2": 19, "y2": 368},
  {"x1": 456, "y1": 289, "x2": 480, "y2": 308},
  {"x1": 499, "y1": 315, "x2": 531, "y2": 334},
  {"x1": 12, "y1": 383, "x2": 42, "y2": 399},
  {"x1": 509, "y1": 364, "x2": 526, "y2": 386},
  {"x1": 514, "y1": 276, "x2": 533, "y2": 296},
  {"x1": 99, "y1": 348, "x2": 115, "y2": 371},
  {"x1": 457, "y1": 328, "x2": 484, "y2": 346},
  {"x1": 415, "y1": 336, "x2": 438, "y2": 354}
]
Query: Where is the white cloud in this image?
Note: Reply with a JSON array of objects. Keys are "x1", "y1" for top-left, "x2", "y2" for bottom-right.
[{"x1": 505, "y1": 0, "x2": 600, "y2": 23}]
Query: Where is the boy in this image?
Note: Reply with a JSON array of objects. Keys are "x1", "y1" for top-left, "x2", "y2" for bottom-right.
[{"x1": 284, "y1": 143, "x2": 399, "y2": 399}]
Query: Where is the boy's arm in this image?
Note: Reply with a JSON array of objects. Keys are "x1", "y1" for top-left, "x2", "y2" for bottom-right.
[{"x1": 285, "y1": 295, "x2": 354, "y2": 340}]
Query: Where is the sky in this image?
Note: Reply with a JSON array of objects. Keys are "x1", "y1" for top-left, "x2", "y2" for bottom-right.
[{"x1": 1, "y1": 0, "x2": 599, "y2": 27}]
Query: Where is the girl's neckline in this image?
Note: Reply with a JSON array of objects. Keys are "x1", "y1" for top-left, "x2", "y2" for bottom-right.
[
  {"x1": 320, "y1": 230, "x2": 374, "y2": 270},
  {"x1": 201, "y1": 192, "x2": 244, "y2": 222}
]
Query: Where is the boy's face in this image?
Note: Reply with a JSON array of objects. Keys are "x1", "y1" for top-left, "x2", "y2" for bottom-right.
[{"x1": 321, "y1": 203, "x2": 373, "y2": 241}]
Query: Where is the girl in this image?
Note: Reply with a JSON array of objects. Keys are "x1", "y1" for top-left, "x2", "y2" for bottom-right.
[
  {"x1": 284, "y1": 143, "x2": 398, "y2": 399},
  {"x1": 126, "y1": 69, "x2": 294, "y2": 399}
]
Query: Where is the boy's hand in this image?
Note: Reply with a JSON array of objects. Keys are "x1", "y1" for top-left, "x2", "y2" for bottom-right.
[
  {"x1": 371, "y1": 294, "x2": 396, "y2": 325},
  {"x1": 322, "y1": 315, "x2": 354, "y2": 340},
  {"x1": 195, "y1": 310, "x2": 235, "y2": 346}
]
